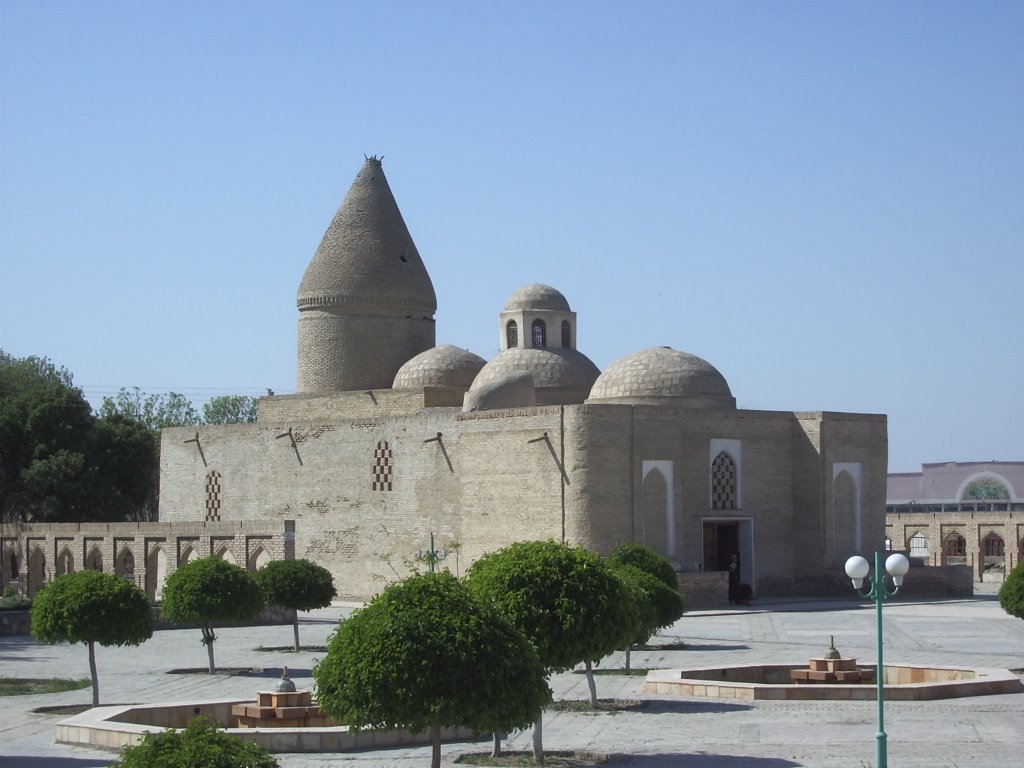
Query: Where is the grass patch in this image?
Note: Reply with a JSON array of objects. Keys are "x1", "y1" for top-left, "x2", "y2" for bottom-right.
[
  {"x1": 0, "y1": 678, "x2": 91, "y2": 696},
  {"x1": 573, "y1": 667, "x2": 650, "y2": 676},
  {"x1": 637, "y1": 641, "x2": 688, "y2": 650},
  {"x1": 456, "y1": 751, "x2": 606, "y2": 767},
  {"x1": 253, "y1": 645, "x2": 328, "y2": 653},
  {"x1": 547, "y1": 699, "x2": 647, "y2": 713}
]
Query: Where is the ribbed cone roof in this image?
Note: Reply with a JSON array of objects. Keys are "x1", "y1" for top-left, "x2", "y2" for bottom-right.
[{"x1": 297, "y1": 157, "x2": 437, "y2": 313}]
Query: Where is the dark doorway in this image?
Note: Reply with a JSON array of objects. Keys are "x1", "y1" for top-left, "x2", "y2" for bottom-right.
[{"x1": 703, "y1": 522, "x2": 740, "y2": 572}]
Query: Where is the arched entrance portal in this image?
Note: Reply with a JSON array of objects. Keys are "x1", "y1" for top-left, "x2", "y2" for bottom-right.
[{"x1": 703, "y1": 518, "x2": 754, "y2": 591}]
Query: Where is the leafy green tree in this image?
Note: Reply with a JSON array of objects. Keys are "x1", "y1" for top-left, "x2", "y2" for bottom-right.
[
  {"x1": 256, "y1": 558, "x2": 336, "y2": 651},
  {"x1": 160, "y1": 557, "x2": 264, "y2": 674},
  {"x1": 0, "y1": 352, "x2": 94, "y2": 522},
  {"x1": 314, "y1": 571, "x2": 549, "y2": 768},
  {"x1": 31, "y1": 570, "x2": 153, "y2": 705},
  {"x1": 111, "y1": 716, "x2": 279, "y2": 768},
  {"x1": 1, "y1": 352, "x2": 259, "y2": 523},
  {"x1": 90, "y1": 413, "x2": 160, "y2": 521},
  {"x1": 465, "y1": 540, "x2": 636, "y2": 759},
  {"x1": 98, "y1": 386, "x2": 200, "y2": 431},
  {"x1": 606, "y1": 542, "x2": 679, "y2": 592},
  {"x1": 608, "y1": 563, "x2": 684, "y2": 671},
  {"x1": 202, "y1": 395, "x2": 259, "y2": 424},
  {"x1": 96, "y1": 388, "x2": 258, "y2": 520},
  {"x1": 607, "y1": 543, "x2": 684, "y2": 628},
  {"x1": 0, "y1": 352, "x2": 160, "y2": 522},
  {"x1": 998, "y1": 560, "x2": 1024, "y2": 620}
]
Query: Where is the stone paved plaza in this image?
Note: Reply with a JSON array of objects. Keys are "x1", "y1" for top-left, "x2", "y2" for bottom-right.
[{"x1": 1, "y1": 584, "x2": 1022, "y2": 767}]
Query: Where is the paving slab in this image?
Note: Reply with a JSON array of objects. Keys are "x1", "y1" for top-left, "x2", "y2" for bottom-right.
[{"x1": 1, "y1": 585, "x2": 1021, "y2": 768}]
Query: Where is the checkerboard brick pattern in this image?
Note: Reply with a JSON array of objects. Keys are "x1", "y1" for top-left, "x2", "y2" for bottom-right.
[
  {"x1": 372, "y1": 441, "x2": 393, "y2": 491},
  {"x1": 205, "y1": 470, "x2": 223, "y2": 521}
]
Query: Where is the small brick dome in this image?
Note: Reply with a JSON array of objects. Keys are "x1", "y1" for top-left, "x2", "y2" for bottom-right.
[
  {"x1": 469, "y1": 347, "x2": 599, "y2": 406},
  {"x1": 503, "y1": 283, "x2": 571, "y2": 312},
  {"x1": 393, "y1": 345, "x2": 487, "y2": 390},
  {"x1": 587, "y1": 347, "x2": 735, "y2": 408}
]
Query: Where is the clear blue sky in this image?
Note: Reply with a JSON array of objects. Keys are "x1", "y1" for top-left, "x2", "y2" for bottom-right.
[{"x1": 2, "y1": 1, "x2": 1021, "y2": 473}]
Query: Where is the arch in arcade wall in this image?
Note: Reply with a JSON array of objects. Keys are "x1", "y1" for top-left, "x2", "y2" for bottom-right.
[
  {"x1": 146, "y1": 546, "x2": 168, "y2": 602},
  {"x1": 27, "y1": 547, "x2": 47, "y2": 597},
  {"x1": 56, "y1": 548, "x2": 74, "y2": 577}
]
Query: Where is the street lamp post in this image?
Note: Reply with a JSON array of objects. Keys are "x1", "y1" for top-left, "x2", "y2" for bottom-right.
[
  {"x1": 418, "y1": 532, "x2": 448, "y2": 573},
  {"x1": 844, "y1": 550, "x2": 910, "y2": 768}
]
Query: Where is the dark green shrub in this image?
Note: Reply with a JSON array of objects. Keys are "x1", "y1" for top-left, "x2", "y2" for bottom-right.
[
  {"x1": 111, "y1": 716, "x2": 278, "y2": 768},
  {"x1": 606, "y1": 542, "x2": 679, "y2": 591},
  {"x1": 999, "y1": 560, "x2": 1024, "y2": 620},
  {"x1": 0, "y1": 587, "x2": 31, "y2": 611}
]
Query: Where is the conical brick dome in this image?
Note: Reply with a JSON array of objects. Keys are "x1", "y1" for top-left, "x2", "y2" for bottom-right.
[
  {"x1": 296, "y1": 157, "x2": 437, "y2": 393},
  {"x1": 298, "y1": 157, "x2": 436, "y2": 312}
]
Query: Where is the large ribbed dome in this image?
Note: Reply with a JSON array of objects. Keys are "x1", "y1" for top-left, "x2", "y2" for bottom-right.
[
  {"x1": 469, "y1": 347, "x2": 599, "y2": 406},
  {"x1": 393, "y1": 345, "x2": 486, "y2": 390},
  {"x1": 587, "y1": 347, "x2": 735, "y2": 408},
  {"x1": 297, "y1": 157, "x2": 437, "y2": 313},
  {"x1": 503, "y1": 283, "x2": 570, "y2": 312}
]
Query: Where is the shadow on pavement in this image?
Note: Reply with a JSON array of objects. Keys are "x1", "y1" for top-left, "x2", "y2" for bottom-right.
[
  {"x1": 604, "y1": 753, "x2": 799, "y2": 767},
  {"x1": 0, "y1": 757, "x2": 111, "y2": 767},
  {"x1": 166, "y1": 667, "x2": 314, "y2": 677},
  {"x1": 642, "y1": 700, "x2": 753, "y2": 714}
]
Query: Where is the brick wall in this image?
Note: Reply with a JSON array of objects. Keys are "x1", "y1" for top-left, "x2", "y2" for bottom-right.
[{"x1": 157, "y1": 399, "x2": 888, "y2": 600}]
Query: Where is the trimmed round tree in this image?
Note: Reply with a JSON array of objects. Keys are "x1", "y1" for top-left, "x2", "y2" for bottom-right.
[
  {"x1": 256, "y1": 558, "x2": 336, "y2": 651},
  {"x1": 160, "y1": 556, "x2": 264, "y2": 674},
  {"x1": 999, "y1": 559, "x2": 1024, "y2": 620},
  {"x1": 111, "y1": 716, "x2": 279, "y2": 768},
  {"x1": 314, "y1": 570, "x2": 549, "y2": 768},
  {"x1": 609, "y1": 563, "x2": 684, "y2": 671},
  {"x1": 606, "y1": 541, "x2": 679, "y2": 591},
  {"x1": 465, "y1": 540, "x2": 636, "y2": 758},
  {"x1": 31, "y1": 570, "x2": 153, "y2": 706}
]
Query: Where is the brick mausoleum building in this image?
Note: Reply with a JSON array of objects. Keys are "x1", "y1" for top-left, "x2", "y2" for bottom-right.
[{"x1": 3, "y1": 157, "x2": 892, "y2": 605}]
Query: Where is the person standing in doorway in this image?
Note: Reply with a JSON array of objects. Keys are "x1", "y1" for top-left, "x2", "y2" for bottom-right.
[{"x1": 728, "y1": 551, "x2": 741, "y2": 604}]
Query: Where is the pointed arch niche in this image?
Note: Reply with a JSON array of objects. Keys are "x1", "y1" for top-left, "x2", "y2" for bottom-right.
[
  {"x1": 830, "y1": 462, "x2": 863, "y2": 555},
  {"x1": 56, "y1": 548, "x2": 74, "y2": 577},
  {"x1": 642, "y1": 460, "x2": 675, "y2": 559},
  {"x1": 147, "y1": 546, "x2": 168, "y2": 602},
  {"x1": 116, "y1": 547, "x2": 136, "y2": 583},
  {"x1": 531, "y1": 319, "x2": 547, "y2": 348},
  {"x1": 248, "y1": 545, "x2": 272, "y2": 572},
  {"x1": 216, "y1": 544, "x2": 237, "y2": 566},
  {"x1": 506, "y1": 320, "x2": 519, "y2": 349},
  {"x1": 709, "y1": 439, "x2": 743, "y2": 509},
  {"x1": 85, "y1": 546, "x2": 103, "y2": 572},
  {"x1": 27, "y1": 547, "x2": 46, "y2": 597}
]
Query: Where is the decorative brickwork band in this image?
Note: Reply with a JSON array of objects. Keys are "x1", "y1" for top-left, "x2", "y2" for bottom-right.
[
  {"x1": 712, "y1": 451, "x2": 737, "y2": 510},
  {"x1": 205, "y1": 470, "x2": 223, "y2": 521},
  {"x1": 372, "y1": 441, "x2": 393, "y2": 491}
]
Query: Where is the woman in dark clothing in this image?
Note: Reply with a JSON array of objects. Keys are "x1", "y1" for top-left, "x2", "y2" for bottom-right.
[{"x1": 727, "y1": 551, "x2": 741, "y2": 604}]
